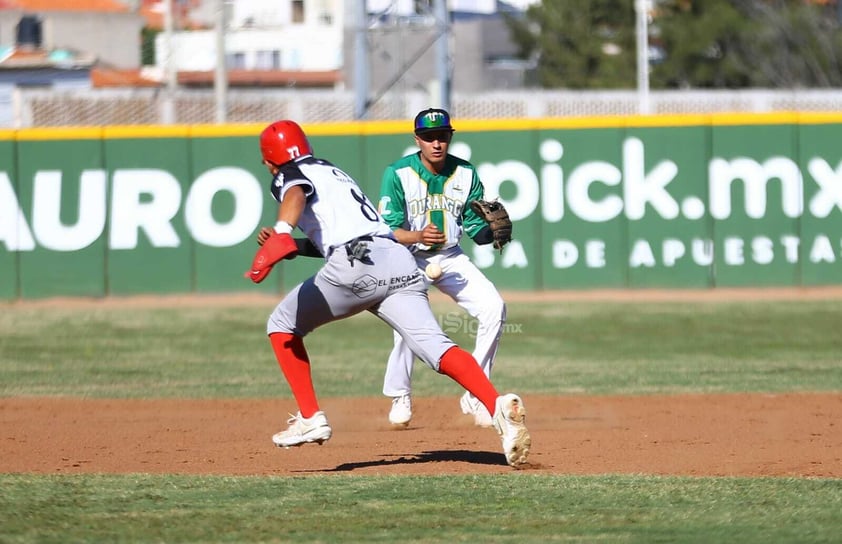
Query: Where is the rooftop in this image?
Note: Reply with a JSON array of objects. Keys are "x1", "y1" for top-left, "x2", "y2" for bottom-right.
[{"x1": 0, "y1": 0, "x2": 130, "y2": 11}]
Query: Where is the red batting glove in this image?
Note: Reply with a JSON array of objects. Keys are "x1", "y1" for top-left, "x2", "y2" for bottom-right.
[{"x1": 244, "y1": 231, "x2": 298, "y2": 283}]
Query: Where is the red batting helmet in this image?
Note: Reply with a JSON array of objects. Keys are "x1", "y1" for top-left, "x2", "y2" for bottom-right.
[{"x1": 259, "y1": 120, "x2": 314, "y2": 166}]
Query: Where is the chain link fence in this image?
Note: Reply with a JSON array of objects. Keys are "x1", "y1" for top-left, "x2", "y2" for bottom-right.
[{"x1": 7, "y1": 88, "x2": 842, "y2": 127}]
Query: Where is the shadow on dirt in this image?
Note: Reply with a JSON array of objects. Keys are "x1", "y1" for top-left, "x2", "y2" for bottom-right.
[{"x1": 300, "y1": 449, "x2": 505, "y2": 472}]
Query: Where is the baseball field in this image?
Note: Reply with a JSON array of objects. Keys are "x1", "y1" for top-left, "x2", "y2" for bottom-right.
[{"x1": 1, "y1": 288, "x2": 841, "y2": 542}]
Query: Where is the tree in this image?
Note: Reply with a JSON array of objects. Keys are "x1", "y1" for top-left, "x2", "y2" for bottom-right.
[
  {"x1": 651, "y1": 0, "x2": 752, "y2": 88},
  {"x1": 732, "y1": 0, "x2": 842, "y2": 87},
  {"x1": 506, "y1": 0, "x2": 638, "y2": 89},
  {"x1": 507, "y1": 0, "x2": 842, "y2": 89}
]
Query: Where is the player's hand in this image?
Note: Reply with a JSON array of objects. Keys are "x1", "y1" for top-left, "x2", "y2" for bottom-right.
[
  {"x1": 257, "y1": 227, "x2": 273, "y2": 246},
  {"x1": 245, "y1": 232, "x2": 298, "y2": 283},
  {"x1": 419, "y1": 224, "x2": 446, "y2": 246}
]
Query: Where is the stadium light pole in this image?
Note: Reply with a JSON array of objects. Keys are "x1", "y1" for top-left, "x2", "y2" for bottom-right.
[{"x1": 635, "y1": 0, "x2": 651, "y2": 115}]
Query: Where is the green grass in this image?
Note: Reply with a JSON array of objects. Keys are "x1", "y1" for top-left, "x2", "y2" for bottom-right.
[
  {"x1": 1, "y1": 299, "x2": 840, "y2": 398},
  {"x1": 1, "y1": 297, "x2": 841, "y2": 543},
  {"x1": 0, "y1": 474, "x2": 840, "y2": 543}
]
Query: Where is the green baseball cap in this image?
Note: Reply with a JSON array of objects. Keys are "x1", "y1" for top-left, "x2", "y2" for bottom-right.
[{"x1": 414, "y1": 108, "x2": 454, "y2": 134}]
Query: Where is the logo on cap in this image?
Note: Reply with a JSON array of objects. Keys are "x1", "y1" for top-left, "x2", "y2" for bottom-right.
[{"x1": 414, "y1": 108, "x2": 454, "y2": 134}]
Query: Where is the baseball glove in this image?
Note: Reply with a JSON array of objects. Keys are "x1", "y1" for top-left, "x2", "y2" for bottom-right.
[{"x1": 470, "y1": 199, "x2": 512, "y2": 251}]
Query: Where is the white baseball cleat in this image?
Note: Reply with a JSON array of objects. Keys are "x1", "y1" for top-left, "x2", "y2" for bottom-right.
[
  {"x1": 460, "y1": 391, "x2": 493, "y2": 428},
  {"x1": 272, "y1": 411, "x2": 332, "y2": 448},
  {"x1": 493, "y1": 393, "x2": 531, "y2": 467},
  {"x1": 388, "y1": 394, "x2": 412, "y2": 426}
]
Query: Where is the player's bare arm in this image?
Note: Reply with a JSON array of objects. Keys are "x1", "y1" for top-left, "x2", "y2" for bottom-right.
[
  {"x1": 256, "y1": 158, "x2": 305, "y2": 241},
  {"x1": 246, "y1": 179, "x2": 310, "y2": 282},
  {"x1": 278, "y1": 184, "x2": 306, "y2": 226},
  {"x1": 392, "y1": 224, "x2": 446, "y2": 246},
  {"x1": 255, "y1": 185, "x2": 321, "y2": 256}
]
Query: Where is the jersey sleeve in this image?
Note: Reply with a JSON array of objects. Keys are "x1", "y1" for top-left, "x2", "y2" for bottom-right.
[
  {"x1": 462, "y1": 168, "x2": 489, "y2": 239},
  {"x1": 377, "y1": 165, "x2": 408, "y2": 230},
  {"x1": 271, "y1": 162, "x2": 314, "y2": 203}
]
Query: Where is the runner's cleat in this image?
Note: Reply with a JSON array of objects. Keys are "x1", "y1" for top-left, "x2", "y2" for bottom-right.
[
  {"x1": 492, "y1": 394, "x2": 531, "y2": 467},
  {"x1": 272, "y1": 411, "x2": 332, "y2": 448}
]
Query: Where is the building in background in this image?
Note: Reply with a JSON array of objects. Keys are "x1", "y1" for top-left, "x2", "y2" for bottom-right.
[
  {"x1": 153, "y1": 0, "x2": 344, "y2": 89},
  {"x1": 353, "y1": 0, "x2": 535, "y2": 104},
  {"x1": 0, "y1": 0, "x2": 145, "y2": 69},
  {"x1": 0, "y1": 0, "x2": 540, "y2": 126},
  {"x1": 0, "y1": 0, "x2": 533, "y2": 92},
  {"x1": 150, "y1": 0, "x2": 533, "y2": 91},
  {"x1": 0, "y1": 0, "x2": 145, "y2": 125}
]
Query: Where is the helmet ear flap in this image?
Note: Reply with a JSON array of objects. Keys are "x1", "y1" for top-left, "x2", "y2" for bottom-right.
[{"x1": 260, "y1": 120, "x2": 314, "y2": 165}]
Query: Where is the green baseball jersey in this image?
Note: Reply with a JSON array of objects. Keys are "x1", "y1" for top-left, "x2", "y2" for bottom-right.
[{"x1": 378, "y1": 152, "x2": 487, "y2": 252}]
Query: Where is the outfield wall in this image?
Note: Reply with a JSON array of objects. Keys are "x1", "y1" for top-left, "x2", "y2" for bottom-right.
[{"x1": 2, "y1": 113, "x2": 842, "y2": 300}]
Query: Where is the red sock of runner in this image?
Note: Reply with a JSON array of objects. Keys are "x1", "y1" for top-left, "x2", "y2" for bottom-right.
[
  {"x1": 438, "y1": 346, "x2": 499, "y2": 416},
  {"x1": 269, "y1": 332, "x2": 320, "y2": 418}
]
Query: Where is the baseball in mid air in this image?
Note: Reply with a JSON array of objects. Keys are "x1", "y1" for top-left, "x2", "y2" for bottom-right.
[{"x1": 425, "y1": 263, "x2": 442, "y2": 280}]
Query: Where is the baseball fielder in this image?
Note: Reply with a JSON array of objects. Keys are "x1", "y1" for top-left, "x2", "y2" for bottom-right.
[
  {"x1": 378, "y1": 108, "x2": 513, "y2": 428},
  {"x1": 246, "y1": 119, "x2": 530, "y2": 467}
]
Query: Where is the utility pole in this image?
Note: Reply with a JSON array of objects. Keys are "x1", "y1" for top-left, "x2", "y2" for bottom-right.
[
  {"x1": 354, "y1": 0, "x2": 451, "y2": 119},
  {"x1": 354, "y1": 0, "x2": 370, "y2": 120},
  {"x1": 162, "y1": 0, "x2": 176, "y2": 124},
  {"x1": 434, "y1": 0, "x2": 451, "y2": 111},
  {"x1": 214, "y1": 0, "x2": 228, "y2": 124}
]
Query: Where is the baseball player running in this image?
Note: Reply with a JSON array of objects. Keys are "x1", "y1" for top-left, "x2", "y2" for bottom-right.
[
  {"x1": 246, "y1": 119, "x2": 530, "y2": 467},
  {"x1": 378, "y1": 108, "x2": 513, "y2": 428}
]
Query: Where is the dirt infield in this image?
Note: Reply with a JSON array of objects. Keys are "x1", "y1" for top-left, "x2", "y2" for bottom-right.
[{"x1": 2, "y1": 393, "x2": 840, "y2": 477}]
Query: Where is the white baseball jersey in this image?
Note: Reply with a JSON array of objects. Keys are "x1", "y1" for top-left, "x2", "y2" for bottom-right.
[{"x1": 271, "y1": 155, "x2": 393, "y2": 256}]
